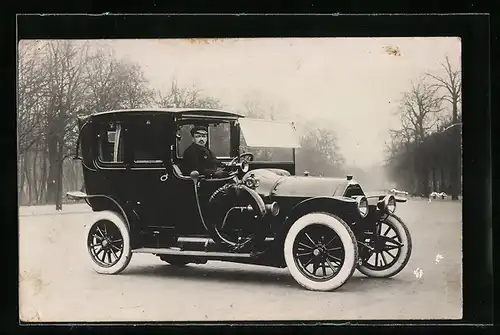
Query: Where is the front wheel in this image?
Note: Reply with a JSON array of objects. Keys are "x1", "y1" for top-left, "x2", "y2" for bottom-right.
[
  {"x1": 357, "y1": 213, "x2": 412, "y2": 278},
  {"x1": 284, "y1": 212, "x2": 358, "y2": 291}
]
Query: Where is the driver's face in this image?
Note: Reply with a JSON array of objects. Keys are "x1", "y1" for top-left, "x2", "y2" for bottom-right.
[{"x1": 193, "y1": 132, "x2": 208, "y2": 146}]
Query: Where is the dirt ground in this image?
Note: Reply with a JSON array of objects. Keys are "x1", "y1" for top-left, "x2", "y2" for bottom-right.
[{"x1": 18, "y1": 199, "x2": 462, "y2": 322}]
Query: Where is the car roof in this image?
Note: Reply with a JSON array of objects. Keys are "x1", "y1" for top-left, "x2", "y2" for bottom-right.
[{"x1": 91, "y1": 108, "x2": 244, "y2": 119}]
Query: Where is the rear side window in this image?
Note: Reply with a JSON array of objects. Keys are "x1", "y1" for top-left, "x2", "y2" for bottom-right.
[
  {"x1": 97, "y1": 122, "x2": 124, "y2": 163},
  {"x1": 129, "y1": 118, "x2": 166, "y2": 164}
]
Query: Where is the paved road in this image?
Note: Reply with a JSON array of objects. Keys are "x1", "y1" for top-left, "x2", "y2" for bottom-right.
[{"x1": 19, "y1": 199, "x2": 462, "y2": 322}]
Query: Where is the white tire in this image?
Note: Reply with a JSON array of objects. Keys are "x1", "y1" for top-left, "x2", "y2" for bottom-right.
[
  {"x1": 357, "y1": 214, "x2": 412, "y2": 278},
  {"x1": 284, "y1": 212, "x2": 358, "y2": 291},
  {"x1": 85, "y1": 210, "x2": 132, "y2": 275}
]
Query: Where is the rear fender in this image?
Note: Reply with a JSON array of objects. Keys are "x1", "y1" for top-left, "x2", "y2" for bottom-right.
[{"x1": 66, "y1": 191, "x2": 131, "y2": 232}]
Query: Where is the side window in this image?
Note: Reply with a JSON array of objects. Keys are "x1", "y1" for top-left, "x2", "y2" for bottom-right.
[
  {"x1": 176, "y1": 122, "x2": 231, "y2": 158},
  {"x1": 129, "y1": 119, "x2": 165, "y2": 163},
  {"x1": 97, "y1": 122, "x2": 124, "y2": 163},
  {"x1": 176, "y1": 124, "x2": 194, "y2": 158}
]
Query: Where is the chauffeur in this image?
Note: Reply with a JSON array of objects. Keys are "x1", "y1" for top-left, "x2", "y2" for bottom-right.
[{"x1": 182, "y1": 125, "x2": 229, "y2": 178}]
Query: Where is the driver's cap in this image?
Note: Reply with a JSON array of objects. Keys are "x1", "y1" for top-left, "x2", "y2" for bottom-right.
[{"x1": 191, "y1": 125, "x2": 208, "y2": 136}]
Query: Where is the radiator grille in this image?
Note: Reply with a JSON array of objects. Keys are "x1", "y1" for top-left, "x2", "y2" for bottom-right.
[{"x1": 343, "y1": 184, "x2": 365, "y2": 197}]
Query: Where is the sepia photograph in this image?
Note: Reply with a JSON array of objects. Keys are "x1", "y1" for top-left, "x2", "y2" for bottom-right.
[{"x1": 18, "y1": 36, "x2": 463, "y2": 322}]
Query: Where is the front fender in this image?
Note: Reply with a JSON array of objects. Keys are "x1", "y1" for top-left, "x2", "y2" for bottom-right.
[
  {"x1": 282, "y1": 196, "x2": 359, "y2": 234},
  {"x1": 265, "y1": 196, "x2": 359, "y2": 267}
]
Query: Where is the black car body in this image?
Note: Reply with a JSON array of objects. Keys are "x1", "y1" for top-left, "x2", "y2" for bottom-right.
[{"x1": 68, "y1": 108, "x2": 412, "y2": 291}]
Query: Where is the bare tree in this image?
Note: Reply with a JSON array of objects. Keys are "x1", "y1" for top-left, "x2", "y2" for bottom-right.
[
  {"x1": 17, "y1": 41, "x2": 47, "y2": 156},
  {"x1": 83, "y1": 49, "x2": 156, "y2": 112},
  {"x1": 296, "y1": 126, "x2": 345, "y2": 177},
  {"x1": 116, "y1": 63, "x2": 156, "y2": 109},
  {"x1": 241, "y1": 92, "x2": 288, "y2": 121},
  {"x1": 82, "y1": 49, "x2": 124, "y2": 112},
  {"x1": 155, "y1": 79, "x2": 222, "y2": 109},
  {"x1": 426, "y1": 56, "x2": 462, "y2": 200},
  {"x1": 426, "y1": 56, "x2": 462, "y2": 122},
  {"x1": 399, "y1": 78, "x2": 444, "y2": 143},
  {"x1": 384, "y1": 126, "x2": 419, "y2": 192},
  {"x1": 17, "y1": 41, "x2": 50, "y2": 203},
  {"x1": 386, "y1": 77, "x2": 445, "y2": 196},
  {"x1": 40, "y1": 40, "x2": 91, "y2": 208}
]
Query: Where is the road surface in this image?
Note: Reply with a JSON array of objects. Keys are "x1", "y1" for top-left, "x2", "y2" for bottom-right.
[{"x1": 19, "y1": 199, "x2": 462, "y2": 322}]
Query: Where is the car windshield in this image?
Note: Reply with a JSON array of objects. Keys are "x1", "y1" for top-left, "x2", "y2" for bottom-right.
[
  {"x1": 238, "y1": 118, "x2": 300, "y2": 162},
  {"x1": 238, "y1": 118, "x2": 301, "y2": 148}
]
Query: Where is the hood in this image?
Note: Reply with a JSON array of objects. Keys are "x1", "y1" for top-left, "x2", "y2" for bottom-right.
[{"x1": 247, "y1": 169, "x2": 350, "y2": 198}]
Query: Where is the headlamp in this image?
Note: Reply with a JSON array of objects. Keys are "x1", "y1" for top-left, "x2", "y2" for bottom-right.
[
  {"x1": 378, "y1": 195, "x2": 396, "y2": 214},
  {"x1": 353, "y1": 196, "x2": 369, "y2": 218}
]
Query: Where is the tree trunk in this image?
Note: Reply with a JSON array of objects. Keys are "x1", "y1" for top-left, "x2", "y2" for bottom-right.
[
  {"x1": 39, "y1": 148, "x2": 47, "y2": 204},
  {"x1": 440, "y1": 166, "x2": 445, "y2": 193},
  {"x1": 24, "y1": 151, "x2": 32, "y2": 205},
  {"x1": 32, "y1": 147, "x2": 39, "y2": 204},
  {"x1": 46, "y1": 134, "x2": 59, "y2": 204},
  {"x1": 450, "y1": 132, "x2": 461, "y2": 199},
  {"x1": 18, "y1": 154, "x2": 25, "y2": 204},
  {"x1": 432, "y1": 167, "x2": 437, "y2": 192},
  {"x1": 413, "y1": 150, "x2": 426, "y2": 197},
  {"x1": 40, "y1": 150, "x2": 48, "y2": 204},
  {"x1": 450, "y1": 101, "x2": 460, "y2": 200},
  {"x1": 419, "y1": 165, "x2": 429, "y2": 197},
  {"x1": 71, "y1": 162, "x2": 80, "y2": 192},
  {"x1": 55, "y1": 140, "x2": 64, "y2": 210}
]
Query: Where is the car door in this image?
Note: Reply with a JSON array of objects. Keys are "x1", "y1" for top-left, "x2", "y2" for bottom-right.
[
  {"x1": 90, "y1": 119, "x2": 130, "y2": 209},
  {"x1": 170, "y1": 120, "x2": 234, "y2": 235},
  {"x1": 127, "y1": 115, "x2": 177, "y2": 232}
]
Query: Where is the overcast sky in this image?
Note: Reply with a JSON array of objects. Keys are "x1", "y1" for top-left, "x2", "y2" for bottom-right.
[{"x1": 97, "y1": 37, "x2": 461, "y2": 168}]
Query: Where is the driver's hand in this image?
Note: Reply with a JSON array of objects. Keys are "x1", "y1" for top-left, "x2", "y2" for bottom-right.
[{"x1": 213, "y1": 169, "x2": 229, "y2": 178}]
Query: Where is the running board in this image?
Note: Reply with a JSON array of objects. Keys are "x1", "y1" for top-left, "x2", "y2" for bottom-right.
[
  {"x1": 176, "y1": 237, "x2": 275, "y2": 244},
  {"x1": 132, "y1": 247, "x2": 253, "y2": 258}
]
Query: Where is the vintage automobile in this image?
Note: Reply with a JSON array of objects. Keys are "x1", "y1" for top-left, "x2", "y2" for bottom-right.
[
  {"x1": 390, "y1": 188, "x2": 409, "y2": 197},
  {"x1": 430, "y1": 191, "x2": 447, "y2": 200},
  {"x1": 67, "y1": 108, "x2": 412, "y2": 292}
]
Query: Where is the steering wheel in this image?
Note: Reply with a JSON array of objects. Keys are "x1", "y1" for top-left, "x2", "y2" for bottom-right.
[{"x1": 229, "y1": 152, "x2": 254, "y2": 166}]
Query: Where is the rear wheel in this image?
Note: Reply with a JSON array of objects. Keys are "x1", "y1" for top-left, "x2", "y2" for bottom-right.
[
  {"x1": 284, "y1": 212, "x2": 358, "y2": 291},
  {"x1": 86, "y1": 211, "x2": 132, "y2": 274},
  {"x1": 357, "y1": 214, "x2": 412, "y2": 278}
]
